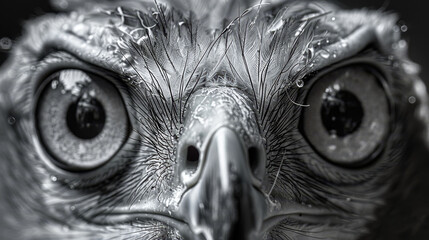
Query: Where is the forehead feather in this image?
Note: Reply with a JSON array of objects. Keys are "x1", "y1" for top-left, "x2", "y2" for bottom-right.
[{"x1": 4, "y1": 0, "x2": 405, "y2": 102}]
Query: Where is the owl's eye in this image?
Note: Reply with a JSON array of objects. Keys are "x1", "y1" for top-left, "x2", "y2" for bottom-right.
[
  {"x1": 36, "y1": 69, "x2": 129, "y2": 171},
  {"x1": 301, "y1": 65, "x2": 390, "y2": 166}
]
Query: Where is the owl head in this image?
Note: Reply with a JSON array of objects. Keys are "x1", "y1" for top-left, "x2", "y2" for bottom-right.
[{"x1": 0, "y1": 0, "x2": 428, "y2": 239}]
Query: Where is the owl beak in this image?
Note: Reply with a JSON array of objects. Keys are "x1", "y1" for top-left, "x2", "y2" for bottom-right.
[{"x1": 180, "y1": 127, "x2": 265, "y2": 240}]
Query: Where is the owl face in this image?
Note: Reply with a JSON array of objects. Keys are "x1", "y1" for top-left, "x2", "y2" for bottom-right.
[{"x1": 0, "y1": 0, "x2": 426, "y2": 239}]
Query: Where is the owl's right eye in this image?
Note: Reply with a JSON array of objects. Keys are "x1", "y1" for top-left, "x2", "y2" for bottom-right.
[
  {"x1": 35, "y1": 69, "x2": 129, "y2": 171},
  {"x1": 300, "y1": 64, "x2": 391, "y2": 167}
]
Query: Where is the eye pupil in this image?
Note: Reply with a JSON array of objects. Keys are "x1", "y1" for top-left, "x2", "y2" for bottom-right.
[
  {"x1": 66, "y1": 92, "x2": 106, "y2": 139},
  {"x1": 321, "y1": 89, "x2": 363, "y2": 137}
]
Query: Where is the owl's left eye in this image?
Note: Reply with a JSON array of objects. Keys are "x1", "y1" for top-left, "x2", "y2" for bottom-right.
[{"x1": 36, "y1": 69, "x2": 129, "y2": 171}]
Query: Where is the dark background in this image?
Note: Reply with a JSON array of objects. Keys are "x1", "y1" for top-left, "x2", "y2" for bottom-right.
[{"x1": 0, "y1": 0, "x2": 427, "y2": 84}]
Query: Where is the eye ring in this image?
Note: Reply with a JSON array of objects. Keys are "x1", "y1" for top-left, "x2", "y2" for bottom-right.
[
  {"x1": 35, "y1": 69, "x2": 130, "y2": 171},
  {"x1": 300, "y1": 63, "x2": 391, "y2": 167}
]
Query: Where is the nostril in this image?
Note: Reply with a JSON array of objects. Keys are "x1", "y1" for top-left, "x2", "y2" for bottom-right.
[
  {"x1": 186, "y1": 145, "x2": 200, "y2": 170},
  {"x1": 187, "y1": 145, "x2": 200, "y2": 162},
  {"x1": 248, "y1": 146, "x2": 259, "y2": 174}
]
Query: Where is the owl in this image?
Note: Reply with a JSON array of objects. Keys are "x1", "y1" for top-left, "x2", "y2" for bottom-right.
[{"x1": 1, "y1": 0, "x2": 429, "y2": 239}]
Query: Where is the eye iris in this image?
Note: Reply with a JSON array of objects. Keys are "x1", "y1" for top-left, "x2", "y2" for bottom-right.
[
  {"x1": 66, "y1": 92, "x2": 106, "y2": 139},
  {"x1": 321, "y1": 89, "x2": 363, "y2": 137}
]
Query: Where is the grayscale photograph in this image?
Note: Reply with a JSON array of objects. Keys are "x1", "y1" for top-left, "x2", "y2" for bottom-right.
[{"x1": 0, "y1": 0, "x2": 428, "y2": 239}]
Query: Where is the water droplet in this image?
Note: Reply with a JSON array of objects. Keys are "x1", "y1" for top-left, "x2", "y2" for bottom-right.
[
  {"x1": 333, "y1": 83, "x2": 340, "y2": 91},
  {"x1": 331, "y1": 17, "x2": 336, "y2": 21},
  {"x1": 400, "y1": 25, "x2": 408, "y2": 32},
  {"x1": 326, "y1": 39, "x2": 330, "y2": 44},
  {"x1": 332, "y1": 53, "x2": 337, "y2": 58},
  {"x1": 320, "y1": 51, "x2": 330, "y2": 59},
  {"x1": 7, "y1": 116, "x2": 16, "y2": 125},
  {"x1": 88, "y1": 89, "x2": 96, "y2": 97},
  {"x1": 408, "y1": 96, "x2": 416, "y2": 104},
  {"x1": 0, "y1": 37, "x2": 13, "y2": 50},
  {"x1": 72, "y1": 23, "x2": 89, "y2": 37},
  {"x1": 70, "y1": 205, "x2": 76, "y2": 211},
  {"x1": 296, "y1": 79, "x2": 304, "y2": 88},
  {"x1": 50, "y1": 175, "x2": 58, "y2": 182},
  {"x1": 398, "y1": 40, "x2": 407, "y2": 49}
]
